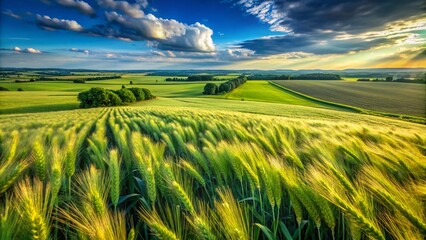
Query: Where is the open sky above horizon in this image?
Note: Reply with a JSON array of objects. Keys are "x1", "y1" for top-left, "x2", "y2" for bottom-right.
[{"x1": 0, "y1": 0, "x2": 425, "y2": 70}]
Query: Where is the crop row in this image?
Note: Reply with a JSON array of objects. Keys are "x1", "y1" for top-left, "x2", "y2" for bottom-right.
[{"x1": 0, "y1": 107, "x2": 425, "y2": 239}]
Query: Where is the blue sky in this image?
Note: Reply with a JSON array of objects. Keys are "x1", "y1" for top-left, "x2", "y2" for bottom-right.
[{"x1": 1, "y1": 0, "x2": 425, "y2": 70}]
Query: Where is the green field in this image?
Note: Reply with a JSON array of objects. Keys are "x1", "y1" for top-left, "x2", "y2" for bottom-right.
[
  {"x1": 1, "y1": 106, "x2": 425, "y2": 240},
  {"x1": 1, "y1": 72, "x2": 425, "y2": 240},
  {"x1": 272, "y1": 80, "x2": 426, "y2": 117},
  {"x1": 217, "y1": 81, "x2": 329, "y2": 108},
  {"x1": 0, "y1": 75, "x2": 218, "y2": 114}
]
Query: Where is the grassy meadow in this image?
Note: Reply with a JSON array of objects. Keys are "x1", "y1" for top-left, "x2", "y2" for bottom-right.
[
  {"x1": 216, "y1": 81, "x2": 327, "y2": 108},
  {"x1": 0, "y1": 72, "x2": 425, "y2": 240}
]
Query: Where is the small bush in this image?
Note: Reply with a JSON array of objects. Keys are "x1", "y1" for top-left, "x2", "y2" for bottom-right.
[
  {"x1": 73, "y1": 79, "x2": 86, "y2": 83},
  {"x1": 141, "y1": 88, "x2": 154, "y2": 99},
  {"x1": 128, "y1": 88, "x2": 146, "y2": 101},
  {"x1": 17, "y1": 88, "x2": 24, "y2": 91},
  {"x1": 130, "y1": 81, "x2": 133, "y2": 85},
  {"x1": 114, "y1": 88, "x2": 136, "y2": 103},
  {"x1": 0, "y1": 86, "x2": 9, "y2": 91}
]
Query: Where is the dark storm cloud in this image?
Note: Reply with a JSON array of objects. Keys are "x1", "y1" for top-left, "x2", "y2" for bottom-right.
[
  {"x1": 234, "y1": 0, "x2": 425, "y2": 56},
  {"x1": 237, "y1": 0, "x2": 425, "y2": 34},
  {"x1": 238, "y1": 33, "x2": 405, "y2": 55}
]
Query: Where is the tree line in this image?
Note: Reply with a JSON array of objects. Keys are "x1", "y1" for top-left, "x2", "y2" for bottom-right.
[
  {"x1": 78, "y1": 86, "x2": 154, "y2": 108},
  {"x1": 166, "y1": 75, "x2": 216, "y2": 81},
  {"x1": 35, "y1": 75, "x2": 122, "y2": 82},
  {"x1": 357, "y1": 76, "x2": 426, "y2": 84},
  {"x1": 247, "y1": 73, "x2": 341, "y2": 80},
  {"x1": 203, "y1": 76, "x2": 247, "y2": 95}
]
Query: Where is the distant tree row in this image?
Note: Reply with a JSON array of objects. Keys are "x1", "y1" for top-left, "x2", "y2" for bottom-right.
[
  {"x1": 203, "y1": 76, "x2": 247, "y2": 95},
  {"x1": 290, "y1": 73, "x2": 341, "y2": 80},
  {"x1": 247, "y1": 73, "x2": 341, "y2": 80},
  {"x1": 36, "y1": 75, "x2": 121, "y2": 81},
  {"x1": 78, "y1": 87, "x2": 154, "y2": 108},
  {"x1": 357, "y1": 76, "x2": 425, "y2": 84},
  {"x1": 0, "y1": 86, "x2": 23, "y2": 91},
  {"x1": 166, "y1": 75, "x2": 216, "y2": 81},
  {"x1": 247, "y1": 75, "x2": 290, "y2": 80},
  {"x1": 165, "y1": 77, "x2": 187, "y2": 81}
]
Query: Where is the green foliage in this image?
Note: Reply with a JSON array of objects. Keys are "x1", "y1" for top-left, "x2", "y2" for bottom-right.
[
  {"x1": 0, "y1": 86, "x2": 9, "y2": 91},
  {"x1": 128, "y1": 88, "x2": 146, "y2": 101},
  {"x1": 203, "y1": 83, "x2": 218, "y2": 95},
  {"x1": 290, "y1": 73, "x2": 341, "y2": 80},
  {"x1": 217, "y1": 76, "x2": 247, "y2": 95},
  {"x1": 77, "y1": 87, "x2": 121, "y2": 108},
  {"x1": 114, "y1": 88, "x2": 136, "y2": 103},
  {"x1": 141, "y1": 88, "x2": 154, "y2": 99},
  {"x1": 187, "y1": 75, "x2": 215, "y2": 81},
  {"x1": 77, "y1": 87, "x2": 152, "y2": 108},
  {"x1": 73, "y1": 79, "x2": 85, "y2": 83}
]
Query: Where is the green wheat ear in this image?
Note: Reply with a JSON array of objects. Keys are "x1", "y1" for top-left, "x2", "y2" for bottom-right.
[
  {"x1": 171, "y1": 180, "x2": 195, "y2": 214},
  {"x1": 108, "y1": 149, "x2": 120, "y2": 208},
  {"x1": 6, "y1": 131, "x2": 19, "y2": 163},
  {"x1": 33, "y1": 141, "x2": 46, "y2": 182}
]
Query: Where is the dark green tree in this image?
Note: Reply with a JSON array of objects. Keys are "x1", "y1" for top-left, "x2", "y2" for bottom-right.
[
  {"x1": 114, "y1": 88, "x2": 136, "y2": 103},
  {"x1": 203, "y1": 83, "x2": 218, "y2": 95},
  {"x1": 141, "y1": 88, "x2": 154, "y2": 99},
  {"x1": 128, "y1": 88, "x2": 146, "y2": 101},
  {"x1": 219, "y1": 83, "x2": 231, "y2": 93}
]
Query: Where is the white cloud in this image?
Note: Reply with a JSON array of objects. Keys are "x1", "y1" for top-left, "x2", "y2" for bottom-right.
[
  {"x1": 226, "y1": 48, "x2": 255, "y2": 58},
  {"x1": 105, "y1": 12, "x2": 215, "y2": 52},
  {"x1": 54, "y1": 0, "x2": 95, "y2": 16},
  {"x1": 97, "y1": 0, "x2": 146, "y2": 18},
  {"x1": 26, "y1": 48, "x2": 42, "y2": 54},
  {"x1": 13, "y1": 46, "x2": 42, "y2": 54},
  {"x1": 2, "y1": 9, "x2": 22, "y2": 19},
  {"x1": 236, "y1": 0, "x2": 286, "y2": 32},
  {"x1": 70, "y1": 48, "x2": 91, "y2": 55},
  {"x1": 36, "y1": 14, "x2": 83, "y2": 31},
  {"x1": 167, "y1": 50, "x2": 176, "y2": 57}
]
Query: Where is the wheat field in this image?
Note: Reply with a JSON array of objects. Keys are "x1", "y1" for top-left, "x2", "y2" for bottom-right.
[{"x1": 0, "y1": 107, "x2": 425, "y2": 239}]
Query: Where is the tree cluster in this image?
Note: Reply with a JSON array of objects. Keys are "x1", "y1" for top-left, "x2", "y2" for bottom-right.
[
  {"x1": 73, "y1": 79, "x2": 86, "y2": 83},
  {"x1": 203, "y1": 76, "x2": 247, "y2": 95},
  {"x1": 77, "y1": 87, "x2": 154, "y2": 108}
]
